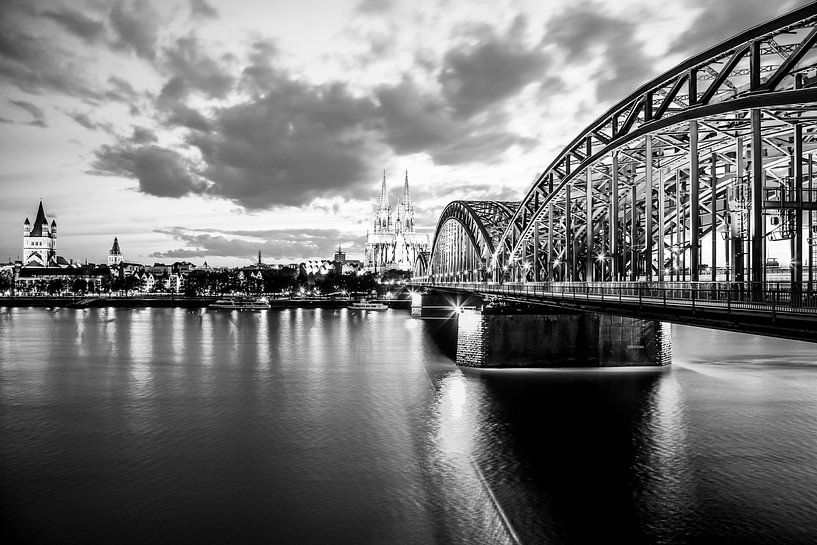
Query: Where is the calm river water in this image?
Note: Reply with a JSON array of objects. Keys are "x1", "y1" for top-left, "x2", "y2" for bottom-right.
[{"x1": 1, "y1": 307, "x2": 816, "y2": 544}]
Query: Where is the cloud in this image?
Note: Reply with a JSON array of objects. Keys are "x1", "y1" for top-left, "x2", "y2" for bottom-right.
[
  {"x1": 440, "y1": 16, "x2": 553, "y2": 117},
  {"x1": 130, "y1": 126, "x2": 158, "y2": 144},
  {"x1": 375, "y1": 77, "x2": 534, "y2": 164},
  {"x1": 239, "y1": 39, "x2": 279, "y2": 94},
  {"x1": 9, "y1": 99, "x2": 46, "y2": 127},
  {"x1": 66, "y1": 111, "x2": 112, "y2": 132},
  {"x1": 544, "y1": 3, "x2": 654, "y2": 103},
  {"x1": 670, "y1": 0, "x2": 810, "y2": 55},
  {"x1": 187, "y1": 74, "x2": 383, "y2": 208},
  {"x1": 159, "y1": 35, "x2": 234, "y2": 100},
  {"x1": 41, "y1": 8, "x2": 106, "y2": 43},
  {"x1": 190, "y1": 0, "x2": 219, "y2": 20},
  {"x1": 373, "y1": 18, "x2": 547, "y2": 164},
  {"x1": 151, "y1": 227, "x2": 364, "y2": 260},
  {"x1": 0, "y1": 10, "x2": 101, "y2": 98},
  {"x1": 355, "y1": 0, "x2": 395, "y2": 14},
  {"x1": 104, "y1": 76, "x2": 141, "y2": 103},
  {"x1": 109, "y1": 0, "x2": 160, "y2": 60},
  {"x1": 164, "y1": 102, "x2": 212, "y2": 131},
  {"x1": 91, "y1": 144, "x2": 207, "y2": 197}
]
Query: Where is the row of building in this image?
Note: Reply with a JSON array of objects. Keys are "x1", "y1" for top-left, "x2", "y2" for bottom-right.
[{"x1": 6, "y1": 173, "x2": 430, "y2": 293}]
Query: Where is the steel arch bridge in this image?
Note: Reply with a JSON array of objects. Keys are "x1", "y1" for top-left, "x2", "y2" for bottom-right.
[
  {"x1": 423, "y1": 3, "x2": 817, "y2": 289},
  {"x1": 424, "y1": 200, "x2": 519, "y2": 281}
]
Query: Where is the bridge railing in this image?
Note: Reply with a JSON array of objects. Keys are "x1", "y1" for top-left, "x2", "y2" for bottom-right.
[{"x1": 414, "y1": 281, "x2": 817, "y2": 316}]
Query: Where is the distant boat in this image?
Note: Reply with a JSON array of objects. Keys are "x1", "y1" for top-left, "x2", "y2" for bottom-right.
[
  {"x1": 348, "y1": 299, "x2": 388, "y2": 311},
  {"x1": 209, "y1": 296, "x2": 271, "y2": 310},
  {"x1": 67, "y1": 297, "x2": 99, "y2": 309}
]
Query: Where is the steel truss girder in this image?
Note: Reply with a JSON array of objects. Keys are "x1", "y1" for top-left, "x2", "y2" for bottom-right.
[{"x1": 496, "y1": 4, "x2": 817, "y2": 264}]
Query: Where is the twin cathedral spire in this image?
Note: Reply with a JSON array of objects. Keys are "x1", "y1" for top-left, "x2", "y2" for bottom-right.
[
  {"x1": 374, "y1": 170, "x2": 414, "y2": 235},
  {"x1": 365, "y1": 170, "x2": 428, "y2": 272}
]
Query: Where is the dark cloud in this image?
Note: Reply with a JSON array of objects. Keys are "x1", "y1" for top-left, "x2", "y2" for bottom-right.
[
  {"x1": 670, "y1": 0, "x2": 810, "y2": 55},
  {"x1": 165, "y1": 102, "x2": 212, "y2": 131},
  {"x1": 160, "y1": 35, "x2": 234, "y2": 100},
  {"x1": 190, "y1": 0, "x2": 219, "y2": 19},
  {"x1": 91, "y1": 144, "x2": 207, "y2": 198},
  {"x1": 151, "y1": 228, "x2": 363, "y2": 260},
  {"x1": 0, "y1": 15, "x2": 101, "y2": 98},
  {"x1": 66, "y1": 111, "x2": 112, "y2": 132},
  {"x1": 88, "y1": 13, "x2": 539, "y2": 209},
  {"x1": 109, "y1": 0, "x2": 159, "y2": 60},
  {"x1": 376, "y1": 77, "x2": 535, "y2": 164},
  {"x1": 130, "y1": 126, "x2": 158, "y2": 144},
  {"x1": 41, "y1": 8, "x2": 106, "y2": 43},
  {"x1": 239, "y1": 39, "x2": 279, "y2": 94},
  {"x1": 9, "y1": 99, "x2": 46, "y2": 127},
  {"x1": 104, "y1": 76, "x2": 140, "y2": 102},
  {"x1": 186, "y1": 73, "x2": 382, "y2": 208},
  {"x1": 440, "y1": 16, "x2": 553, "y2": 117},
  {"x1": 0, "y1": 116, "x2": 13, "y2": 124},
  {"x1": 356, "y1": 0, "x2": 395, "y2": 14},
  {"x1": 544, "y1": 3, "x2": 654, "y2": 102}
]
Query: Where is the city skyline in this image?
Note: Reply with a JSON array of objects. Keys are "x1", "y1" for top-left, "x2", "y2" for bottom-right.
[{"x1": 0, "y1": 0, "x2": 808, "y2": 266}]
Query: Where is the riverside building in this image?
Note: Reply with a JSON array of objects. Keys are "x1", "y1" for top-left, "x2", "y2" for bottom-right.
[{"x1": 23, "y1": 201, "x2": 62, "y2": 267}]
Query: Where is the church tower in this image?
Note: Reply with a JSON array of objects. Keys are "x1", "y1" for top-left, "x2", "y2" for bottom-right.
[
  {"x1": 108, "y1": 237, "x2": 123, "y2": 267},
  {"x1": 401, "y1": 170, "x2": 415, "y2": 233},
  {"x1": 374, "y1": 170, "x2": 392, "y2": 234},
  {"x1": 23, "y1": 200, "x2": 57, "y2": 267}
]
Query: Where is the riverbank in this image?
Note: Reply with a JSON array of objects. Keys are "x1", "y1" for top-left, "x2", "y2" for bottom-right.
[{"x1": 0, "y1": 296, "x2": 411, "y2": 309}]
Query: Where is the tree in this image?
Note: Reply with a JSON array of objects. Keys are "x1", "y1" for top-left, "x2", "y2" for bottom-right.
[
  {"x1": 71, "y1": 277, "x2": 88, "y2": 294},
  {"x1": 47, "y1": 278, "x2": 66, "y2": 295},
  {"x1": 0, "y1": 269, "x2": 12, "y2": 292}
]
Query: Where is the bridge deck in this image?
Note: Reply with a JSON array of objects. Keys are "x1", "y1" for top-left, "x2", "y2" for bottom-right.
[{"x1": 414, "y1": 281, "x2": 817, "y2": 343}]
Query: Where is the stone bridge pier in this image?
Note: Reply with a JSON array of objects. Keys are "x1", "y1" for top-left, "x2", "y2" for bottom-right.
[{"x1": 455, "y1": 308, "x2": 671, "y2": 368}]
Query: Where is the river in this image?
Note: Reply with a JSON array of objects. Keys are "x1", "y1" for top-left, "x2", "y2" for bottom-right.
[{"x1": 1, "y1": 307, "x2": 816, "y2": 544}]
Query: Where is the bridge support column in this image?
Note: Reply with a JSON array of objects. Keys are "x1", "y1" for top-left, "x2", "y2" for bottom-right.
[
  {"x1": 711, "y1": 152, "x2": 718, "y2": 282},
  {"x1": 533, "y1": 219, "x2": 540, "y2": 281},
  {"x1": 658, "y1": 168, "x2": 666, "y2": 281},
  {"x1": 645, "y1": 135, "x2": 654, "y2": 280},
  {"x1": 566, "y1": 183, "x2": 573, "y2": 281},
  {"x1": 733, "y1": 136, "x2": 746, "y2": 281},
  {"x1": 630, "y1": 184, "x2": 638, "y2": 281},
  {"x1": 456, "y1": 309, "x2": 671, "y2": 368},
  {"x1": 690, "y1": 120, "x2": 701, "y2": 281},
  {"x1": 793, "y1": 121, "x2": 803, "y2": 299},
  {"x1": 750, "y1": 108, "x2": 765, "y2": 284},
  {"x1": 611, "y1": 153, "x2": 620, "y2": 280},
  {"x1": 586, "y1": 166, "x2": 594, "y2": 281}
]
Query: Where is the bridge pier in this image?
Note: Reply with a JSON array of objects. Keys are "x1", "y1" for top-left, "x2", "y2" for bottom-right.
[{"x1": 455, "y1": 308, "x2": 671, "y2": 368}]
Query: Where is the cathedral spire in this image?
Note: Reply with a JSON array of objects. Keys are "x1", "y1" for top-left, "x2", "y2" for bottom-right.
[
  {"x1": 378, "y1": 169, "x2": 389, "y2": 210},
  {"x1": 403, "y1": 170, "x2": 411, "y2": 209}
]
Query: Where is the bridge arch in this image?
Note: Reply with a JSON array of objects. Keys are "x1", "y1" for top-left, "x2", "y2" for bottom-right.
[
  {"x1": 427, "y1": 201, "x2": 518, "y2": 282},
  {"x1": 487, "y1": 3, "x2": 817, "y2": 286}
]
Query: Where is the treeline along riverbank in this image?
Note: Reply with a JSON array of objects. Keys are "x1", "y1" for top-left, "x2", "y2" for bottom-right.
[{"x1": 0, "y1": 296, "x2": 411, "y2": 309}]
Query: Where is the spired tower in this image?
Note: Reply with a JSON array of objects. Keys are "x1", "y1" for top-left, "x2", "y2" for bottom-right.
[
  {"x1": 365, "y1": 170, "x2": 429, "y2": 272},
  {"x1": 23, "y1": 200, "x2": 57, "y2": 267},
  {"x1": 374, "y1": 170, "x2": 392, "y2": 234},
  {"x1": 108, "y1": 237, "x2": 123, "y2": 267}
]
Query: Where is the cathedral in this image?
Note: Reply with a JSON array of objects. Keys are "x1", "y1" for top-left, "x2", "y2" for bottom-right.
[
  {"x1": 22, "y1": 201, "x2": 58, "y2": 267},
  {"x1": 364, "y1": 171, "x2": 429, "y2": 272}
]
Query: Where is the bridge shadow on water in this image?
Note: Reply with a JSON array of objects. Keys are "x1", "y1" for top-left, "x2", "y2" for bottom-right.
[
  {"x1": 420, "y1": 318, "x2": 817, "y2": 544},
  {"x1": 420, "y1": 317, "x2": 676, "y2": 543}
]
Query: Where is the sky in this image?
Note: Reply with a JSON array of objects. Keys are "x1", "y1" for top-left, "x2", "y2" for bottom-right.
[{"x1": 0, "y1": 0, "x2": 810, "y2": 266}]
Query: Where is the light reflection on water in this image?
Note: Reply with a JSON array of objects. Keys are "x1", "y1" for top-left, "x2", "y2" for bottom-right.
[{"x1": 1, "y1": 308, "x2": 816, "y2": 544}]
